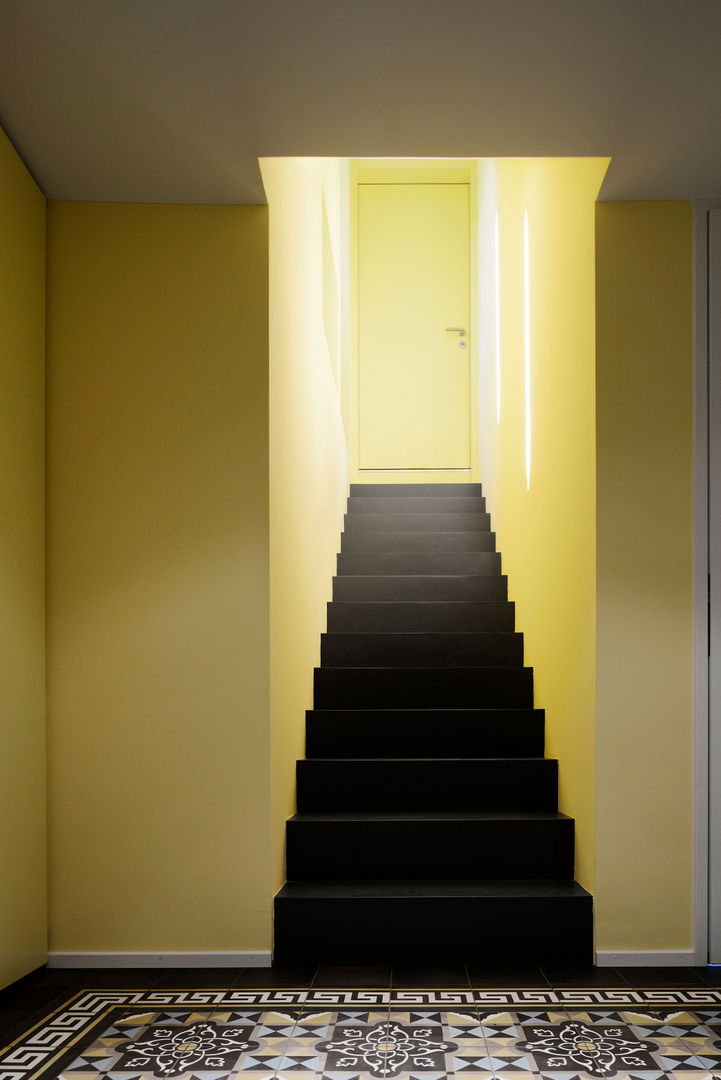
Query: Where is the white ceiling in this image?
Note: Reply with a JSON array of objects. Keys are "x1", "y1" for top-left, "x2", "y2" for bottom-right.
[{"x1": 1, "y1": 0, "x2": 720, "y2": 204}]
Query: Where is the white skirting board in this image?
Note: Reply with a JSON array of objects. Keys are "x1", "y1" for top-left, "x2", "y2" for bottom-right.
[
  {"x1": 596, "y1": 950, "x2": 696, "y2": 967},
  {"x1": 47, "y1": 952, "x2": 272, "y2": 969}
]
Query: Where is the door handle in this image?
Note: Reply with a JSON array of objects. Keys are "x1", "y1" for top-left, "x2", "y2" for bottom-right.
[{"x1": 445, "y1": 327, "x2": 466, "y2": 337}]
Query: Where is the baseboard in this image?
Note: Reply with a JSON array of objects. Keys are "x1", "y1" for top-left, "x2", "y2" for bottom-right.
[
  {"x1": 596, "y1": 950, "x2": 695, "y2": 967},
  {"x1": 47, "y1": 952, "x2": 272, "y2": 969}
]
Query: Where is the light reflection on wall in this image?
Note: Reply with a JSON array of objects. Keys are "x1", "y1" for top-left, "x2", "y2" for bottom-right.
[
  {"x1": 475, "y1": 155, "x2": 609, "y2": 904},
  {"x1": 495, "y1": 211, "x2": 501, "y2": 424},
  {"x1": 524, "y1": 208, "x2": 531, "y2": 490}
]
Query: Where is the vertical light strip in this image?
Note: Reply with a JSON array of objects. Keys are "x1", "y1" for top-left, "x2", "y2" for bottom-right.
[
  {"x1": 524, "y1": 209, "x2": 531, "y2": 490},
  {"x1": 494, "y1": 212, "x2": 501, "y2": 423}
]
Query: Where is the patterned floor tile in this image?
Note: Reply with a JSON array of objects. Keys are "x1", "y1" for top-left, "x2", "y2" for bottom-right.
[
  {"x1": 301, "y1": 1007, "x2": 390, "y2": 1026},
  {"x1": 5, "y1": 988, "x2": 721, "y2": 1080},
  {"x1": 674, "y1": 1017, "x2": 721, "y2": 1049},
  {"x1": 483, "y1": 1053, "x2": 538, "y2": 1077},
  {"x1": 534, "y1": 1074, "x2": 664, "y2": 1080},
  {"x1": 449, "y1": 1063, "x2": 497, "y2": 1079},
  {"x1": 295, "y1": 1016, "x2": 462, "y2": 1078},
  {"x1": 480, "y1": 1006, "x2": 571, "y2": 1048},
  {"x1": 664, "y1": 1075, "x2": 721, "y2": 1080},
  {"x1": 658, "y1": 1047, "x2": 721, "y2": 1072},
  {"x1": 232, "y1": 1008, "x2": 303, "y2": 1040},
  {"x1": 498, "y1": 1017, "x2": 671, "y2": 1079},
  {"x1": 58, "y1": 1008, "x2": 296, "y2": 1080}
]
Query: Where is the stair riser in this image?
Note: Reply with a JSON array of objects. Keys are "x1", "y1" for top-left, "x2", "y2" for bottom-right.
[
  {"x1": 348, "y1": 496, "x2": 486, "y2": 514},
  {"x1": 344, "y1": 512, "x2": 491, "y2": 532},
  {"x1": 320, "y1": 632, "x2": 524, "y2": 667},
  {"x1": 314, "y1": 667, "x2": 534, "y2": 708},
  {"x1": 286, "y1": 819, "x2": 574, "y2": 880},
  {"x1": 337, "y1": 553, "x2": 502, "y2": 575},
  {"x1": 305, "y1": 709, "x2": 545, "y2": 758},
  {"x1": 341, "y1": 532, "x2": 495, "y2": 553},
  {"x1": 273, "y1": 895, "x2": 593, "y2": 963},
  {"x1": 296, "y1": 760, "x2": 557, "y2": 812},
  {"x1": 332, "y1": 575, "x2": 509, "y2": 601},
  {"x1": 350, "y1": 483, "x2": 482, "y2": 497},
  {"x1": 327, "y1": 601, "x2": 515, "y2": 633}
]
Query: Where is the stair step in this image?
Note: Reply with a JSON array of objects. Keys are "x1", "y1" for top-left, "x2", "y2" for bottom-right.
[
  {"x1": 305, "y1": 708, "x2": 545, "y2": 758},
  {"x1": 286, "y1": 811, "x2": 574, "y2": 880},
  {"x1": 348, "y1": 496, "x2": 486, "y2": 514},
  {"x1": 338, "y1": 552, "x2": 501, "y2": 575},
  {"x1": 344, "y1": 512, "x2": 491, "y2": 532},
  {"x1": 350, "y1": 483, "x2": 482, "y2": 497},
  {"x1": 340, "y1": 531, "x2": 495, "y2": 553},
  {"x1": 314, "y1": 666, "x2": 533, "y2": 708},
  {"x1": 273, "y1": 879, "x2": 593, "y2": 963},
  {"x1": 320, "y1": 631, "x2": 524, "y2": 667},
  {"x1": 327, "y1": 600, "x2": 514, "y2": 633},
  {"x1": 296, "y1": 757, "x2": 557, "y2": 811},
  {"x1": 332, "y1": 574, "x2": 508, "y2": 601}
]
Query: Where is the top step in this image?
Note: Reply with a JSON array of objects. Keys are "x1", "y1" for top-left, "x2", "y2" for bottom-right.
[{"x1": 350, "y1": 483, "x2": 482, "y2": 497}]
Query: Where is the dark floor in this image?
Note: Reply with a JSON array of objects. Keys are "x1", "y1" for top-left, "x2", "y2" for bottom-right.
[{"x1": 2, "y1": 961, "x2": 721, "y2": 1051}]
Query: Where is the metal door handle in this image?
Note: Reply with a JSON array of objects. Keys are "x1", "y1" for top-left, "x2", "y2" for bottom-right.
[{"x1": 445, "y1": 327, "x2": 466, "y2": 337}]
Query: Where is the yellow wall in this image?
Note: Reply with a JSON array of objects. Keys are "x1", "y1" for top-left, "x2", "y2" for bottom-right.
[
  {"x1": 478, "y1": 158, "x2": 608, "y2": 896},
  {"x1": 46, "y1": 202, "x2": 271, "y2": 954},
  {"x1": 0, "y1": 125, "x2": 47, "y2": 988},
  {"x1": 260, "y1": 158, "x2": 349, "y2": 902},
  {"x1": 595, "y1": 201, "x2": 693, "y2": 950}
]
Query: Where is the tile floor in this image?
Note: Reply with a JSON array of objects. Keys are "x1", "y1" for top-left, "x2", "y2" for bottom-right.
[{"x1": 2, "y1": 965, "x2": 721, "y2": 1080}]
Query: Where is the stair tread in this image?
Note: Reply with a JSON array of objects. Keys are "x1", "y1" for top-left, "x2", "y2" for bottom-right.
[
  {"x1": 345, "y1": 513, "x2": 490, "y2": 529},
  {"x1": 309, "y1": 706, "x2": 542, "y2": 713},
  {"x1": 316, "y1": 665, "x2": 531, "y2": 670},
  {"x1": 343, "y1": 530, "x2": 493, "y2": 536},
  {"x1": 301, "y1": 756, "x2": 552, "y2": 764},
  {"x1": 336, "y1": 575, "x2": 504, "y2": 580},
  {"x1": 350, "y1": 483, "x2": 482, "y2": 495},
  {"x1": 330, "y1": 599, "x2": 510, "y2": 605},
  {"x1": 289, "y1": 810, "x2": 570, "y2": 822},
  {"x1": 276, "y1": 879, "x2": 591, "y2": 899},
  {"x1": 346, "y1": 512, "x2": 488, "y2": 518},
  {"x1": 348, "y1": 499, "x2": 486, "y2": 513},
  {"x1": 338, "y1": 553, "x2": 502, "y2": 573}
]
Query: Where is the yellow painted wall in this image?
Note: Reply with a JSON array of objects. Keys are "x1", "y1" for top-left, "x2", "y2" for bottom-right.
[
  {"x1": 478, "y1": 158, "x2": 608, "y2": 897},
  {"x1": 260, "y1": 158, "x2": 349, "y2": 903},
  {"x1": 46, "y1": 202, "x2": 271, "y2": 953},
  {"x1": 595, "y1": 201, "x2": 693, "y2": 950},
  {"x1": 0, "y1": 125, "x2": 47, "y2": 988}
]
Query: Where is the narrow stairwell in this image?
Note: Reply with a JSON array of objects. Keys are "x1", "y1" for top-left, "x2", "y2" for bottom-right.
[{"x1": 273, "y1": 483, "x2": 592, "y2": 964}]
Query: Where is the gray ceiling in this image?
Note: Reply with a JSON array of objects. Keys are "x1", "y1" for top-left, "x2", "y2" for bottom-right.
[{"x1": 1, "y1": 0, "x2": 720, "y2": 204}]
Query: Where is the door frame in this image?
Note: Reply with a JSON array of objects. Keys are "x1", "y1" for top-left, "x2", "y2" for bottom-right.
[
  {"x1": 349, "y1": 159, "x2": 480, "y2": 483},
  {"x1": 692, "y1": 198, "x2": 721, "y2": 964}
]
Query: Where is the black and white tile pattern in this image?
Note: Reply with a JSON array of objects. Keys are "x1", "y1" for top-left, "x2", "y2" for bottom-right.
[{"x1": 3, "y1": 989, "x2": 721, "y2": 1080}]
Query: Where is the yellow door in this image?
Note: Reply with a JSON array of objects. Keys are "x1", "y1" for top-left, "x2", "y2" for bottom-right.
[{"x1": 358, "y1": 182, "x2": 471, "y2": 469}]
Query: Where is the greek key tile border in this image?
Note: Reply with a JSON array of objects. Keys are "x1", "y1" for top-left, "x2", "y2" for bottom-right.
[{"x1": 2, "y1": 986, "x2": 720, "y2": 1080}]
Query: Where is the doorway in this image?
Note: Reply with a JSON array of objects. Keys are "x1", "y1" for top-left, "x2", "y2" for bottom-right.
[{"x1": 350, "y1": 161, "x2": 479, "y2": 484}]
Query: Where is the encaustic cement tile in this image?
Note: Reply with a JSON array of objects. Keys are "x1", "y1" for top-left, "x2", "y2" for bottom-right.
[
  {"x1": 8, "y1": 991, "x2": 721, "y2": 1080},
  {"x1": 280, "y1": 1016, "x2": 465, "y2": 1079}
]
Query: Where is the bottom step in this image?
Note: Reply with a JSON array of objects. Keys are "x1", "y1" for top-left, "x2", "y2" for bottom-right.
[{"x1": 273, "y1": 879, "x2": 593, "y2": 964}]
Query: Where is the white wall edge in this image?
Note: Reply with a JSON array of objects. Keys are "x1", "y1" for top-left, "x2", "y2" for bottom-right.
[
  {"x1": 596, "y1": 950, "x2": 696, "y2": 967},
  {"x1": 692, "y1": 198, "x2": 721, "y2": 966},
  {"x1": 47, "y1": 952, "x2": 272, "y2": 969}
]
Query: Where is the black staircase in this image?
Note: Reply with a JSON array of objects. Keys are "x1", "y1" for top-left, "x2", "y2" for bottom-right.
[{"x1": 273, "y1": 483, "x2": 592, "y2": 964}]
